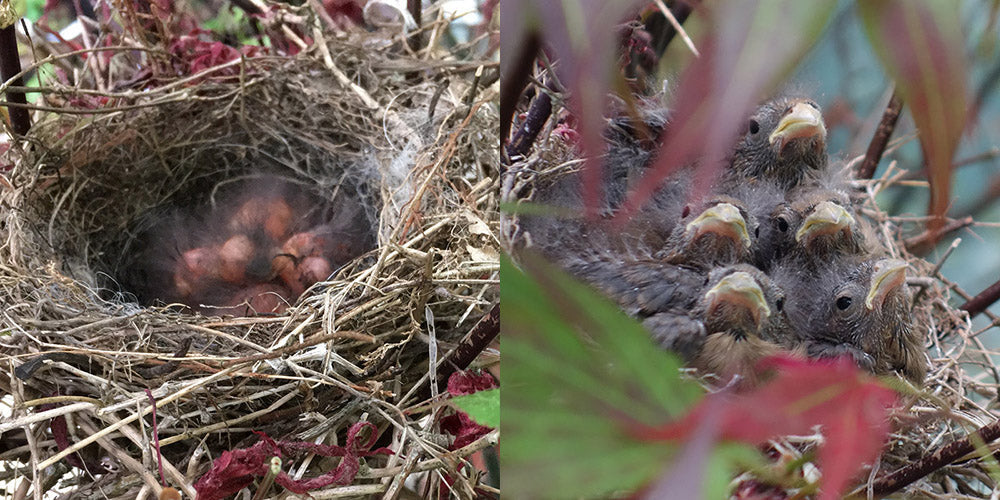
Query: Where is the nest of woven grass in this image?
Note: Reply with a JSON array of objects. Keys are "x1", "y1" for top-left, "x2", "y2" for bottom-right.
[
  {"x1": 0, "y1": 16, "x2": 499, "y2": 500},
  {"x1": 501, "y1": 100, "x2": 997, "y2": 496}
]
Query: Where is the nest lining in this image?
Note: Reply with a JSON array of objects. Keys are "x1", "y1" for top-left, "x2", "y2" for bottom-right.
[{"x1": 1, "y1": 27, "x2": 499, "y2": 500}]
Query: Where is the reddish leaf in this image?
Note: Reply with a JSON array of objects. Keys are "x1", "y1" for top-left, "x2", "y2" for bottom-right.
[
  {"x1": 440, "y1": 372, "x2": 497, "y2": 498},
  {"x1": 858, "y1": 0, "x2": 968, "y2": 231},
  {"x1": 324, "y1": 0, "x2": 364, "y2": 27},
  {"x1": 636, "y1": 356, "x2": 899, "y2": 500},
  {"x1": 447, "y1": 370, "x2": 498, "y2": 396},
  {"x1": 167, "y1": 30, "x2": 266, "y2": 81},
  {"x1": 193, "y1": 423, "x2": 392, "y2": 500},
  {"x1": 441, "y1": 411, "x2": 493, "y2": 450}
]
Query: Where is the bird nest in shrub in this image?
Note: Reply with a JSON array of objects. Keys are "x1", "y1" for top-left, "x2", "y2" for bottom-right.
[
  {"x1": 501, "y1": 96, "x2": 999, "y2": 497},
  {"x1": 0, "y1": 11, "x2": 499, "y2": 500}
]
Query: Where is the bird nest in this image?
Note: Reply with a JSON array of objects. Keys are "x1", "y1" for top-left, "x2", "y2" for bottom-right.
[
  {"x1": 0, "y1": 19, "x2": 499, "y2": 500},
  {"x1": 501, "y1": 103, "x2": 997, "y2": 497}
]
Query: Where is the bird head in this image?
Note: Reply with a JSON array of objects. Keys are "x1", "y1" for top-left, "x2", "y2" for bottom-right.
[
  {"x1": 685, "y1": 202, "x2": 751, "y2": 247},
  {"x1": 802, "y1": 257, "x2": 922, "y2": 382},
  {"x1": 731, "y1": 97, "x2": 828, "y2": 189}
]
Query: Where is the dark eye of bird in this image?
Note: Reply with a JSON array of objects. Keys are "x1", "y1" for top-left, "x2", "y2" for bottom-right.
[
  {"x1": 748, "y1": 120, "x2": 760, "y2": 135},
  {"x1": 754, "y1": 225, "x2": 760, "y2": 238},
  {"x1": 682, "y1": 205, "x2": 690, "y2": 218},
  {"x1": 807, "y1": 101, "x2": 819, "y2": 110},
  {"x1": 776, "y1": 297, "x2": 784, "y2": 312},
  {"x1": 776, "y1": 217, "x2": 789, "y2": 232},
  {"x1": 836, "y1": 296, "x2": 853, "y2": 310}
]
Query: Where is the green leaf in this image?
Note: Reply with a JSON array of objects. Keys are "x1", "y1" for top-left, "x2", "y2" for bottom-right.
[
  {"x1": 858, "y1": 0, "x2": 968, "y2": 229},
  {"x1": 501, "y1": 253, "x2": 708, "y2": 498},
  {"x1": 451, "y1": 388, "x2": 499, "y2": 428}
]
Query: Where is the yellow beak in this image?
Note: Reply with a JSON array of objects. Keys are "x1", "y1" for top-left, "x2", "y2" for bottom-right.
[
  {"x1": 769, "y1": 102, "x2": 826, "y2": 154},
  {"x1": 795, "y1": 200, "x2": 856, "y2": 244},
  {"x1": 685, "y1": 203, "x2": 751, "y2": 249},
  {"x1": 865, "y1": 259, "x2": 908, "y2": 310},
  {"x1": 704, "y1": 271, "x2": 771, "y2": 328}
]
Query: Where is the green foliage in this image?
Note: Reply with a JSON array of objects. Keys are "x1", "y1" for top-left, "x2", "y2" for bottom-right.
[
  {"x1": 501, "y1": 254, "x2": 760, "y2": 498},
  {"x1": 451, "y1": 388, "x2": 499, "y2": 428}
]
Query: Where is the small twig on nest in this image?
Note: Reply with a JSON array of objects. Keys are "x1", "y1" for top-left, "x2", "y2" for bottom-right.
[
  {"x1": 902, "y1": 215, "x2": 973, "y2": 256},
  {"x1": 651, "y1": 0, "x2": 697, "y2": 57},
  {"x1": 220, "y1": 329, "x2": 373, "y2": 368},
  {"x1": 858, "y1": 90, "x2": 903, "y2": 180},
  {"x1": 505, "y1": 90, "x2": 551, "y2": 160},
  {"x1": 404, "y1": 303, "x2": 499, "y2": 405},
  {"x1": 872, "y1": 419, "x2": 1000, "y2": 496},
  {"x1": 960, "y1": 279, "x2": 1000, "y2": 319}
]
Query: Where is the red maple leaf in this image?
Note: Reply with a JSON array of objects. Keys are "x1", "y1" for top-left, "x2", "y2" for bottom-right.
[
  {"x1": 635, "y1": 356, "x2": 899, "y2": 500},
  {"x1": 193, "y1": 422, "x2": 392, "y2": 500}
]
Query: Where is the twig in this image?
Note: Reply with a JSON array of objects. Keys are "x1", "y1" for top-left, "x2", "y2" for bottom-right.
[
  {"x1": 912, "y1": 238, "x2": 961, "y2": 304},
  {"x1": 872, "y1": 420, "x2": 1000, "y2": 496},
  {"x1": 505, "y1": 91, "x2": 551, "y2": 160},
  {"x1": 651, "y1": 0, "x2": 698, "y2": 57},
  {"x1": 407, "y1": 0, "x2": 423, "y2": 52},
  {"x1": 960, "y1": 279, "x2": 1000, "y2": 319},
  {"x1": 406, "y1": 303, "x2": 499, "y2": 405},
  {"x1": 858, "y1": 90, "x2": 903, "y2": 180},
  {"x1": 220, "y1": 329, "x2": 371, "y2": 368},
  {"x1": 902, "y1": 216, "x2": 973, "y2": 256}
]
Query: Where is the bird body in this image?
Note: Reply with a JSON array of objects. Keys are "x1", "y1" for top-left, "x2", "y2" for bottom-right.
[
  {"x1": 770, "y1": 256, "x2": 924, "y2": 383},
  {"x1": 516, "y1": 94, "x2": 926, "y2": 384},
  {"x1": 126, "y1": 176, "x2": 374, "y2": 316},
  {"x1": 691, "y1": 265, "x2": 797, "y2": 383}
]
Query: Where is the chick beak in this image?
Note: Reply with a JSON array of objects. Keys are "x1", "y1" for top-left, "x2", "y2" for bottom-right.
[
  {"x1": 685, "y1": 203, "x2": 751, "y2": 249},
  {"x1": 795, "y1": 200, "x2": 856, "y2": 245},
  {"x1": 704, "y1": 271, "x2": 771, "y2": 329},
  {"x1": 864, "y1": 259, "x2": 908, "y2": 310},
  {"x1": 769, "y1": 102, "x2": 826, "y2": 155}
]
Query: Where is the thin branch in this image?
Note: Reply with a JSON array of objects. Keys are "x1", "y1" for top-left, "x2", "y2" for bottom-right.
[
  {"x1": 858, "y1": 90, "x2": 903, "y2": 180},
  {"x1": 505, "y1": 91, "x2": 551, "y2": 160},
  {"x1": 872, "y1": 420, "x2": 1000, "y2": 496},
  {"x1": 407, "y1": 0, "x2": 423, "y2": 52},
  {"x1": 652, "y1": 0, "x2": 698, "y2": 57},
  {"x1": 902, "y1": 216, "x2": 973, "y2": 256},
  {"x1": 648, "y1": 0, "x2": 694, "y2": 60},
  {"x1": 960, "y1": 279, "x2": 1000, "y2": 319}
]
